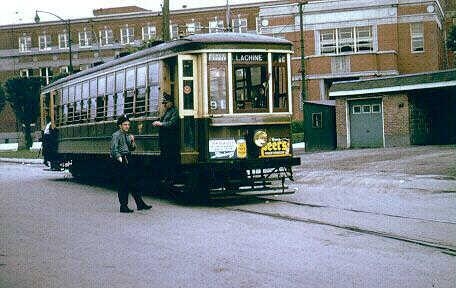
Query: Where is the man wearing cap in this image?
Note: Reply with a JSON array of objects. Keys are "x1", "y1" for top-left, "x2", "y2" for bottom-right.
[
  {"x1": 111, "y1": 115, "x2": 152, "y2": 213},
  {"x1": 153, "y1": 93, "x2": 179, "y2": 183}
]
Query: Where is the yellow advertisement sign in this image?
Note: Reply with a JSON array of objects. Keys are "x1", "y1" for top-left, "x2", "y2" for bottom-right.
[
  {"x1": 236, "y1": 139, "x2": 247, "y2": 159},
  {"x1": 260, "y1": 139, "x2": 291, "y2": 158}
]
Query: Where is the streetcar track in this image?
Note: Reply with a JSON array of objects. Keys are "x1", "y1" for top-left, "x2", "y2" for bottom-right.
[
  {"x1": 262, "y1": 197, "x2": 456, "y2": 225},
  {"x1": 226, "y1": 207, "x2": 456, "y2": 254}
]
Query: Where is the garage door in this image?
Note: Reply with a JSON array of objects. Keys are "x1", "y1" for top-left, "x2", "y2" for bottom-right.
[{"x1": 349, "y1": 99, "x2": 383, "y2": 148}]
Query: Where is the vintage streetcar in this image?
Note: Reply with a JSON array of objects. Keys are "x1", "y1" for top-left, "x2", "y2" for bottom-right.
[{"x1": 40, "y1": 33, "x2": 301, "y2": 201}]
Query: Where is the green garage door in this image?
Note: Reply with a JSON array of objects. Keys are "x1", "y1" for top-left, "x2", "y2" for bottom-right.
[{"x1": 349, "y1": 99, "x2": 383, "y2": 148}]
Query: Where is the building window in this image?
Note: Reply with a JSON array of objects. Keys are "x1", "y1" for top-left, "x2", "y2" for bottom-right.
[
  {"x1": 38, "y1": 34, "x2": 52, "y2": 51},
  {"x1": 320, "y1": 27, "x2": 373, "y2": 55},
  {"x1": 353, "y1": 105, "x2": 361, "y2": 114},
  {"x1": 209, "y1": 18, "x2": 224, "y2": 33},
  {"x1": 186, "y1": 21, "x2": 201, "y2": 35},
  {"x1": 411, "y1": 23, "x2": 424, "y2": 52},
  {"x1": 99, "y1": 28, "x2": 114, "y2": 46},
  {"x1": 362, "y1": 105, "x2": 371, "y2": 113},
  {"x1": 232, "y1": 17, "x2": 247, "y2": 33},
  {"x1": 58, "y1": 33, "x2": 68, "y2": 49},
  {"x1": 142, "y1": 25, "x2": 156, "y2": 40},
  {"x1": 372, "y1": 104, "x2": 381, "y2": 113},
  {"x1": 312, "y1": 113, "x2": 322, "y2": 128},
  {"x1": 120, "y1": 26, "x2": 134, "y2": 45},
  {"x1": 60, "y1": 66, "x2": 69, "y2": 74},
  {"x1": 78, "y1": 29, "x2": 92, "y2": 47},
  {"x1": 18, "y1": 35, "x2": 32, "y2": 52},
  {"x1": 19, "y1": 69, "x2": 31, "y2": 77},
  {"x1": 170, "y1": 24, "x2": 179, "y2": 39},
  {"x1": 40, "y1": 67, "x2": 53, "y2": 85}
]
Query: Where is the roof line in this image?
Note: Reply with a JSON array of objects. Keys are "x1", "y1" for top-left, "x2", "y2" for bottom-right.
[{"x1": 329, "y1": 80, "x2": 456, "y2": 97}]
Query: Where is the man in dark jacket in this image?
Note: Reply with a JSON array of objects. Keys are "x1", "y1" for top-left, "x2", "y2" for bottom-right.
[
  {"x1": 153, "y1": 93, "x2": 179, "y2": 183},
  {"x1": 111, "y1": 115, "x2": 151, "y2": 213}
]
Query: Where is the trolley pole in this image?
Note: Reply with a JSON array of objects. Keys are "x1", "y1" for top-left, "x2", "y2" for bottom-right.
[
  {"x1": 162, "y1": 0, "x2": 170, "y2": 41},
  {"x1": 299, "y1": 1, "x2": 307, "y2": 103}
]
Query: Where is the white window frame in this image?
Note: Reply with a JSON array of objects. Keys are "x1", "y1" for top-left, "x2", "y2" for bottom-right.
[
  {"x1": 186, "y1": 21, "x2": 201, "y2": 34},
  {"x1": 60, "y1": 66, "x2": 69, "y2": 74},
  {"x1": 19, "y1": 69, "x2": 29, "y2": 77},
  {"x1": 170, "y1": 24, "x2": 179, "y2": 39},
  {"x1": 209, "y1": 19, "x2": 224, "y2": 33},
  {"x1": 232, "y1": 18, "x2": 248, "y2": 33},
  {"x1": 312, "y1": 112, "x2": 323, "y2": 128},
  {"x1": 362, "y1": 105, "x2": 371, "y2": 113},
  {"x1": 372, "y1": 104, "x2": 381, "y2": 113},
  {"x1": 353, "y1": 105, "x2": 361, "y2": 114},
  {"x1": 410, "y1": 23, "x2": 424, "y2": 52},
  {"x1": 99, "y1": 28, "x2": 114, "y2": 46},
  {"x1": 320, "y1": 27, "x2": 373, "y2": 55},
  {"x1": 58, "y1": 33, "x2": 68, "y2": 49},
  {"x1": 142, "y1": 25, "x2": 156, "y2": 41},
  {"x1": 40, "y1": 67, "x2": 52, "y2": 85},
  {"x1": 78, "y1": 29, "x2": 92, "y2": 48},
  {"x1": 18, "y1": 35, "x2": 32, "y2": 52},
  {"x1": 120, "y1": 26, "x2": 135, "y2": 45},
  {"x1": 38, "y1": 34, "x2": 52, "y2": 51}
]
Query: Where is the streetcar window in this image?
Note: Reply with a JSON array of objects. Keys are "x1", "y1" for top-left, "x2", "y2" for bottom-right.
[
  {"x1": 136, "y1": 65, "x2": 147, "y2": 115},
  {"x1": 148, "y1": 62, "x2": 159, "y2": 115},
  {"x1": 62, "y1": 87, "x2": 68, "y2": 124},
  {"x1": 233, "y1": 53, "x2": 268, "y2": 113},
  {"x1": 124, "y1": 68, "x2": 135, "y2": 115},
  {"x1": 126, "y1": 67, "x2": 135, "y2": 90},
  {"x1": 106, "y1": 73, "x2": 115, "y2": 119},
  {"x1": 68, "y1": 85, "x2": 75, "y2": 124},
  {"x1": 97, "y1": 76, "x2": 106, "y2": 120},
  {"x1": 75, "y1": 84, "x2": 82, "y2": 123},
  {"x1": 208, "y1": 53, "x2": 228, "y2": 114},
  {"x1": 82, "y1": 81, "x2": 89, "y2": 122},
  {"x1": 89, "y1": 78, "x2": 97, "y2": 121},
  {"x1": 116, "y1": 70, "x2": 125, "y2": 116},
  {"x1": 272, "y1": 54, "x2": 288, "y2": 112}
]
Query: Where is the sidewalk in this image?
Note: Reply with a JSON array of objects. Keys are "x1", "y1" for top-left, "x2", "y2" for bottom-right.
[{"x1": 0, "y1": 158, "x2": 43, "y2": 165}]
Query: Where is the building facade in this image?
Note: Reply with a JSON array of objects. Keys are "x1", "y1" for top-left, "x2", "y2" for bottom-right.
[{"x1": 0, "y1": 0, "x2": 454, "y2": 142}]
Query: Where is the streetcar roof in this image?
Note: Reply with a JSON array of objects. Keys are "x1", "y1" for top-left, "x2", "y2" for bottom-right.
[{"x1": 42, "y1": 33, "x2": 292, "y2": 91}]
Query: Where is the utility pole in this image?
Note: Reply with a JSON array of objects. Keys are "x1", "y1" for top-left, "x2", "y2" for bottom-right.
[
  {"x1": 226, "y1": 0, "x2": 232, "y2": 32},
  {"x1": 162, "y1": 0, "x2": 170, "y2": 41},
  {"x1": 299, "y1": 1, "x2": 307, "y2": 103}
]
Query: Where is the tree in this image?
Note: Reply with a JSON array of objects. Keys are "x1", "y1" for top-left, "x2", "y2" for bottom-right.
[
  {"x1": 447, "y1": 25, "x2": 456, "y2": 51},
  {"x1": 4, "y1": 77, "x2": 42, "y2": 148}
]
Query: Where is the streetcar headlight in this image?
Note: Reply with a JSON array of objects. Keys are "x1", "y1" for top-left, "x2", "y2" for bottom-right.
[{"x1": 253, "y1": 130, "x2": 268, "y2": 147}]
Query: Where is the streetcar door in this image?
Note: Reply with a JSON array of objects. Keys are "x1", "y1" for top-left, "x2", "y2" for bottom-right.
[{"x1": 178, "y1": 54, "x2": 199, "y2": 164}]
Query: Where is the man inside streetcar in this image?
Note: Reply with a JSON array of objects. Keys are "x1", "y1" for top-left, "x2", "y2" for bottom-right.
[{"x1": 152, "y1": 92, "x2": 179, "y2": 184}]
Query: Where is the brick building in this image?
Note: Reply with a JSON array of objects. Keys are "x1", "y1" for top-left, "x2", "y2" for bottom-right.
[{"x1": 0, "y1": 0, "x2": 454, "y2": 145}]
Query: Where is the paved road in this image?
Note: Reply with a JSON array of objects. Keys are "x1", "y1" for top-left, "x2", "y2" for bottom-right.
[{"x1": 1, "y1": 146, "x2": 456, "y2": 288}]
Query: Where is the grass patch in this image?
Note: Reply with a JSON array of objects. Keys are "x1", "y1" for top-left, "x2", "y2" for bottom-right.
[{"x1": 0, "y1": 149, "x2": 42, "y2": 159}]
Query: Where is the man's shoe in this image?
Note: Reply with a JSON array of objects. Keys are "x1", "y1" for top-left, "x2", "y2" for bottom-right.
[
  {"x1": 120, "y1": 206, "x2": 134, "y2": 213},
  {"x1": 137, "y1": 203, "x2": 152, "y2": 210}
]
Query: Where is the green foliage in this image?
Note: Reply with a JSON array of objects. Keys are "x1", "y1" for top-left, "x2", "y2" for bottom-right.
[
  {"x1": 0, "y1": 84, "x2": 5, "y2": 114},
  {"x1": 291, "y1": 120, "x2": 304, "y2": 133},
  {"x1": 447, "y1": 25, "x2": 456, "y2": 51},
  {"x1": 4, "y1": 77, "x2": 43, "y2": 148}
]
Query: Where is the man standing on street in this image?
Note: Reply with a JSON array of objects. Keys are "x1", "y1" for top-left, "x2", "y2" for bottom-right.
[
  {"x1": 111, "y1": 115, "x2": 152, "y2": 213},
  {"x1": 153, "y1": 92, "x2": 179, "y2": 184}
]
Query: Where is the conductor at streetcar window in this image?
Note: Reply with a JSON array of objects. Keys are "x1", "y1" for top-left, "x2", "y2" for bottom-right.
[
  {"x1": 111, "y1": 115, "x2": 152, "y2": 213},
  {"x1": 153, "y1": 92, "x2": 179, "y2": 184}
]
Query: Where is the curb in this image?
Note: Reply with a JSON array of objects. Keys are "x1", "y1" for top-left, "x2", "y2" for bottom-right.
[{"x1": 0, "y1": 158, "x2": 43, "y2": 165}]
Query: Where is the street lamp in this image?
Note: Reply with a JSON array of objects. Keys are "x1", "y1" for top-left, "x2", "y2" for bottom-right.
[{"x1": 34, "y1": 10, "x2": 73, "y2": 74}]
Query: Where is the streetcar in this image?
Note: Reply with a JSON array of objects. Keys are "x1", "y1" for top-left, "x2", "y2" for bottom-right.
[{"x1": 39, "y1": 33, "x2": 301, "y2": 201}]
